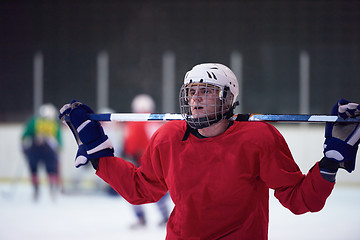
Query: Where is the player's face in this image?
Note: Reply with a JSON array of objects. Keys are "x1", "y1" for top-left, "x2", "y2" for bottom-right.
[{"x1": 188, "y1": 83, "x2": 222, "y2": 118}]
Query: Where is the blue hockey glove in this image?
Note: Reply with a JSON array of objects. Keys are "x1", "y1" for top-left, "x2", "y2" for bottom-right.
[
  {"x1": 59, "y1": 100, "x2": 114, "y2": 168},
  {"x1": 320, "y1": 99, "x2": 360, "y2": 180}
]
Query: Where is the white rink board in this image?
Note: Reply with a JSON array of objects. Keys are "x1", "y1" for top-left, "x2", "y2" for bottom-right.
[{"x1": 0, "y1": 123, "x2": 359, "y2": 184}]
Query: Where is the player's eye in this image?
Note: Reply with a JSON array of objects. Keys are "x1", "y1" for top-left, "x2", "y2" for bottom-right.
[
  {"x1": 201, "y1": 88, "x2": 214, "y2": 95},
  {"x1": 188, "y1": 88, "x2": 196, "y2": 96}
]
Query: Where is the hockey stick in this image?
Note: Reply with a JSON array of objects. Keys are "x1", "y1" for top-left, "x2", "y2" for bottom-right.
[{"x1": 89, "y1": 113, "x2": 360, "y2": 123}]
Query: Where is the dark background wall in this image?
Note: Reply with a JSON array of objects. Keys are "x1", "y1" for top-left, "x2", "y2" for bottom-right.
[{"x1": 1, "y1": 1, "x2": 359, "y2": 122}]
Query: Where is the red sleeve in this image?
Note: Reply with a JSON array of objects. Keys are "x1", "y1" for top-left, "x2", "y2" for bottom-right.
[
  {"x1": 95, "y1": 133, "x2": 167, "y2": 205},
  {"x1": 259, "y1": 123, "x2": 335, "y2": 214},
  {"x1": 274, "y1": 162, "x2": 335, "y2": 214}
]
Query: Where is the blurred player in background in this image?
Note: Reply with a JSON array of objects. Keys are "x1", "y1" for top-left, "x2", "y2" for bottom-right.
[
  {"x1": 60, "y1": 63, "x2": 360, "y2": 239},
  {"x1": 124, "y1": 94, "x2": 169, "y2": 229},
  {"x1": 22, "y1": 103, "x2": 62, "y2": 201}
]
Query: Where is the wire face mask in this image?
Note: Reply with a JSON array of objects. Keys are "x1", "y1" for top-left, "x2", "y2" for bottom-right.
[
  {"x1": 179, "y1": 82, "x2": 234, "y2": 129},
  {"x1": 179, "y1": 63, "x2": 239, "y2": 129}
]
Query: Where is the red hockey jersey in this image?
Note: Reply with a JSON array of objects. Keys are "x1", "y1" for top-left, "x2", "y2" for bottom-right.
[{"x1": 96, "y1": 120, "x2": 334, "y2": 239}]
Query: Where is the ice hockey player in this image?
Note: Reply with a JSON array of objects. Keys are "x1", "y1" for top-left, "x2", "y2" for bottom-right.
[
  {"x1": 123, "y1": 94, "x2": 169, "y2": 229},
  {"x1": 60, "y1": 63, "x2": 360, "y2": 239},
  {"x1": 22, "y1": 103, "x2": 62, "y2": 201}
]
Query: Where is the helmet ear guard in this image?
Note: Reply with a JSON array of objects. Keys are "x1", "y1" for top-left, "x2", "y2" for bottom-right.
[
  {"x1": 225, "y1": 100, "x2": 239, "y2": 119},
  {"x1": 220, "y1": 85, "x2": 239, "y2": 119}
]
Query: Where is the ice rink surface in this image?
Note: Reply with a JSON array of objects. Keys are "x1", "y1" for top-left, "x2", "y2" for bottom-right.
[{"x1": 1, "y1": 183, "x2": 360, "y2": 240}]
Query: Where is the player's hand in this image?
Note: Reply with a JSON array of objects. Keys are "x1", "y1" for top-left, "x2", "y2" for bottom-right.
[
  {"x1": 59, "y1": 100, "x2": 114, "y2": 168},
  {"x1": 321, "y1": 99, "x2": 360, "y2": 176}
]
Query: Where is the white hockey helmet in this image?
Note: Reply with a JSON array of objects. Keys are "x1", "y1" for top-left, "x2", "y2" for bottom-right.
[
  {"x1": 39, "y1": 103, "x2": 57, "y2": 120},
  {"x1": 179, "y1": 63, "x2": 239, "y2": 129},
  {"x1": 131, "y1": 94, "x2": 155, "y2": 113}
]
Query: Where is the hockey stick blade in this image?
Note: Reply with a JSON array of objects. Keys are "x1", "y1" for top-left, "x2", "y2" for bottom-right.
[{"x1": 89, "y1": 113, "x2": 360, "y2": 123}]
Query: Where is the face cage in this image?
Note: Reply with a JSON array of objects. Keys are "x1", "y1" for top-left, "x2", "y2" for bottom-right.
[{"x1": 179, "y1": 83, "x2": 234, "y2": 129}]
